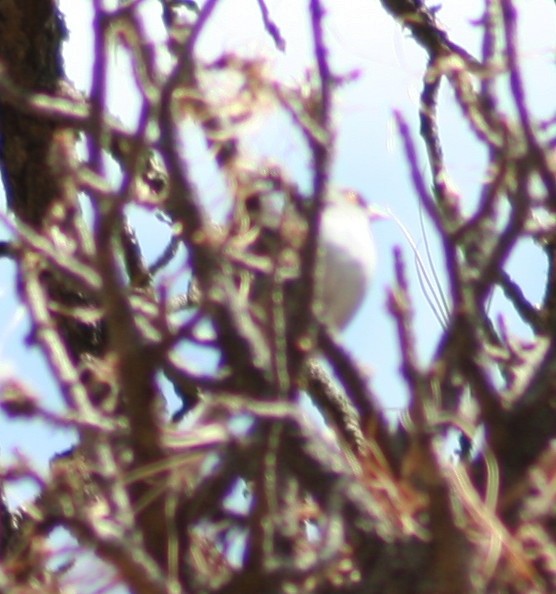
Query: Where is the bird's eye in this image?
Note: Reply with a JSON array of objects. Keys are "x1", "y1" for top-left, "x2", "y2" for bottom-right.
[{"x1": 342, "y1": 190, "x2": 364, "y2": 207}]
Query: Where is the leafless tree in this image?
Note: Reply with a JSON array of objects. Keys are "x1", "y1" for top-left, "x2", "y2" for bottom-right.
[{"x1": 0, "y1": 1, "x2": 555, "y2": 593}]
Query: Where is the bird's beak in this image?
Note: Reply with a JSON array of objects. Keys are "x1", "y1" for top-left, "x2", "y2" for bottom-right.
[{"x1": 365, "y1": 205, "x2": 390, "y2": 222}]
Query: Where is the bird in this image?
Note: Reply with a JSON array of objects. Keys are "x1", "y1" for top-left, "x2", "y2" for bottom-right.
[
  {"x1": 230, "y1": 187, "x2": 379, "y2": 333},
  {"x1": 318, "y1": 189, "x2": 378, "y2": 330}
]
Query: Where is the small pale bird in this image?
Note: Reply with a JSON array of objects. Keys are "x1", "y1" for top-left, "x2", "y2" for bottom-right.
[
  {"x1": 318, "y1": 189, "x2": 377, "y2": 329},
  {"x1": 234, "y1": 188, "x2": 378, "y2": 332}
]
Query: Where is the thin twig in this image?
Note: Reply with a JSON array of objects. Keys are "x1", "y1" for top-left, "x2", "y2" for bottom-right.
[{"x1": 256, "y1": 0, "x2": 286, "y2": 51}]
